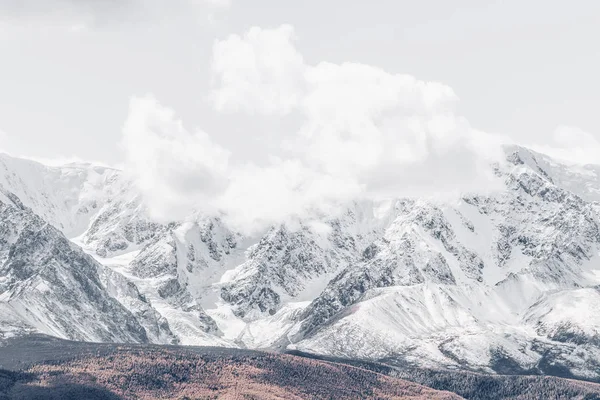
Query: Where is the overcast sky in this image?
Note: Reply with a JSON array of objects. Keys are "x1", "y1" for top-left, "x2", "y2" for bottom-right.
[
  {"x1": 1, "y1": 0, "x2": 598, "y2": 165},
  {"x1": 1, "y1": 0, "x2": 599, "y2": 230}
]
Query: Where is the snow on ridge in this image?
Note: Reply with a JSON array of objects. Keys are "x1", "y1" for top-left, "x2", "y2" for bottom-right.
[{"x1": 2, "y1": 146, "x2": 600, "y2": 379}]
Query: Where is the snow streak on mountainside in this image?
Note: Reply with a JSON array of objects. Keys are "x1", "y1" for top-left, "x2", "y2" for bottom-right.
[{"x1": 1, "y1": 148, "x2": 600, "y2": 381}]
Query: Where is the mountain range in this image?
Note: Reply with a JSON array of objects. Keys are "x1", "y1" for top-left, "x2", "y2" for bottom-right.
[{"x1": 1, "y1": 145, "x2": 600, "y2": 382}]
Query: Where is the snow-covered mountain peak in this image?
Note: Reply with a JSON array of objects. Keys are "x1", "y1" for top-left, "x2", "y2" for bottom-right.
[
  {"x1": 2, "y1": 146, "x2": 600, "y2": 380},
  {"x1": 0, "y1": 153, "x2": 130, "y2": 238}
]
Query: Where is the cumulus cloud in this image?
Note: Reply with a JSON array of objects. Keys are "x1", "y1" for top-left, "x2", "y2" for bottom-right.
[
  {"x1": 123, "y1": 24, "x2": 509, "y2": 234},
  {"x1": 122, "y1": 95, "x2": 362, "y2": 229},
  {"x1": 211, "y1": 24, "x2": 305, "y2": 115},
  {"x1": 531, "y1": 126, "x2": 600, "y2": 165}
]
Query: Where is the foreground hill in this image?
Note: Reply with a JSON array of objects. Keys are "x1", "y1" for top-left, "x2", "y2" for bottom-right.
[
  {"x1": 0, "y1": 336, "x2": 459, "y2": 400},
  {"x1": 288, "y1": 351, "x2": 600, "y2": 400},
  {"x1": 2, "y1": 336, "x2": 600, "y2": 399}
]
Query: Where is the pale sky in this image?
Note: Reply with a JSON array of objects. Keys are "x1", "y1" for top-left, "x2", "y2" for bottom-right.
[{"x1": 1, "y1": 0, "x2": 598, "y2": 165}]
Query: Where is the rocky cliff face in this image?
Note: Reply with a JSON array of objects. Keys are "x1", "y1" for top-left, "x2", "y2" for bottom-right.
[
  {"x1": 0, "y1": 191, "x2": 154, "y2": 343},
  {"x1": 2, "y1": 148, "x2": 600, "y2": 380}
]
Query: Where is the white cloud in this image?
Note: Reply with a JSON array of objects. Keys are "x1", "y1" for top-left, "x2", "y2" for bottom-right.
[
  {"x1": 298, "y1": 61, "x2": 461, "y2": 177},
  {"x1": 218, "y1": 159, "x2": 363, "y2": 232},
  {"x1": 122, "y1": 95, "x2": 230, "y2": 221},
  {"x1": 211, "y1": 24, "x2": 305, "y2": 115},
  {"x1": 123, "y1": 24, "x2": 509, "y2": 234},
  {"x1": 531, "y1": 126, "x2": 600, "y2": 165},
  {"x1": 121, "y1": 96, "x2": 361, "y2": 232}
]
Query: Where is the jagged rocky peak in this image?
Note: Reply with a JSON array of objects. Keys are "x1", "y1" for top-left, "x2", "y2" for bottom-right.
[
  {"x1": 220, "y1": 223, "x2": 335, "y2": 319},
  {"x1": 504, "y1": 144, "x2": 600, "y2": 202},
  {"x1": 219, "y1": 207, "x2": 384, "y2": 321},
  {"x1": 83, "y1": 197, "x2": 166, "y2": 258}
]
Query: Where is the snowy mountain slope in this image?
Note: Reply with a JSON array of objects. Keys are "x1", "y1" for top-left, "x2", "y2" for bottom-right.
[
  {"x1": 219, "y1": 207, "x2": 384, "y2": 321},
  {"x1": 0, "y1": 154, "x2": 125, "y2": 238},
  {"x1": 82, "y1": 196, "x2": 166, "y2": 258},
  {"x1": 96, "y1": 263, "x2": 177, "y2": 344},
  {"x1": 0, "y1": 154, "x2": 384, "y2": 345},
  {"x1": 0, "y1": 192, "x2": 160, "y2": 343},
  {"x1": 1, "y1": 146, "x2": 600, "y2": 381},
  {"x1": 282, "y1": 147, "x2": 600, "y2": 379},
  {"x1": 524, "y1": 287, "x2": 600, "y2": 345},
  {"x1": 507, "y1": 145, "x2": 600, "y2": 203},
  {"x1": 84, "y1": 220, "x2": 241, "y2": 347},
  {"x1": 0, "y1": 153, "x2": 162, "y2": 258}
]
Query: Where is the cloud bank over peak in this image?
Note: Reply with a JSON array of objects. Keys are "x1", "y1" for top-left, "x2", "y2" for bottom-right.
[
  {"x1": 122, "y1": 96, "x2": 230, "y2": 221},
  {"x1": 122, "y1": 24, "x2": 512, "y2": 234}
]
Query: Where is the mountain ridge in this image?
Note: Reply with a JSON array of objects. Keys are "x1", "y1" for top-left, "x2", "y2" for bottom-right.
[{"x1": 1, "y1": 146, "x2": 600, "y2": 382}]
